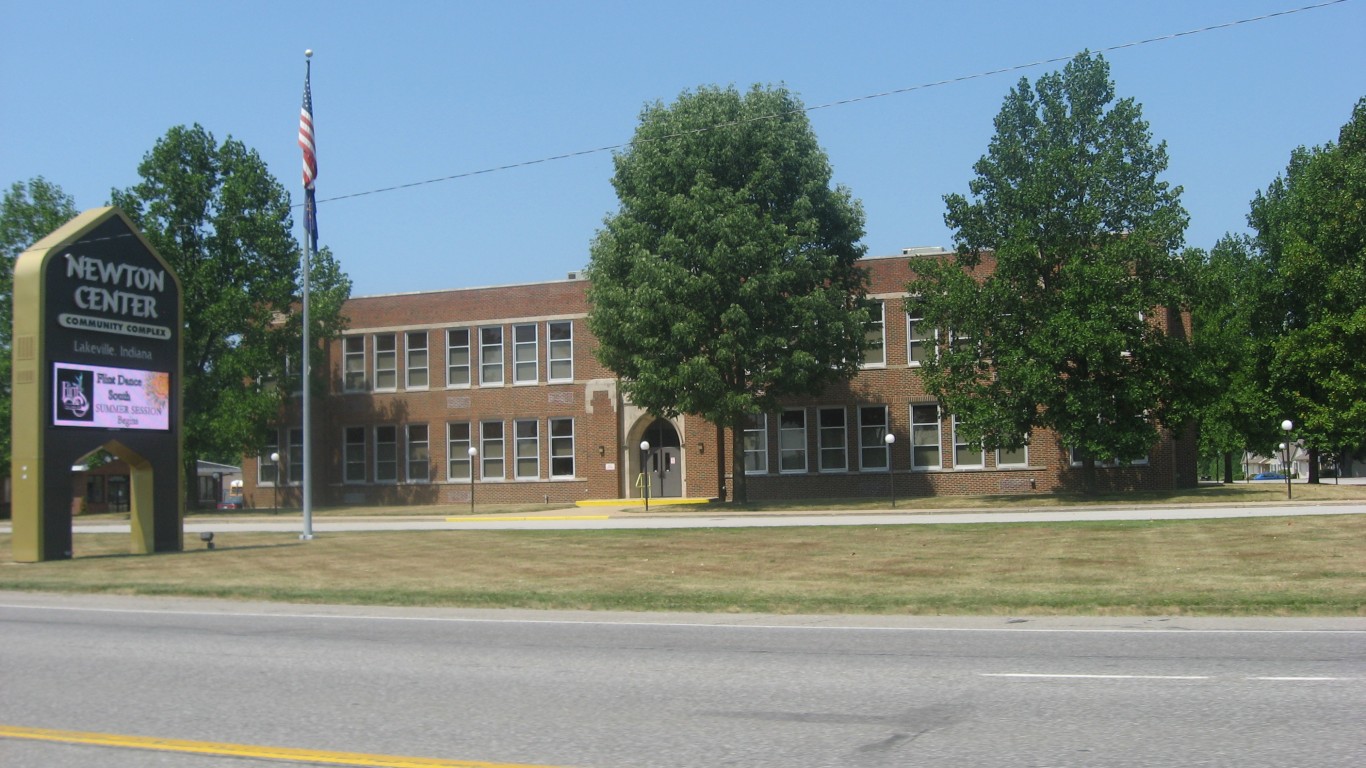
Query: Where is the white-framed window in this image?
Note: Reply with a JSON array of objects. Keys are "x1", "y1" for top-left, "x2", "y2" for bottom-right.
[
  {"x1": 550, "y1": 418, "x2": 575, "y2": 478},
  {"x1": 481, "y1": 420, "x2": 505, "y2": 480},
  {"x1": 343, "y1": 426, "x2": 366, "y2": 483},
  {"x1": 287, "y1": 428, "x2": 303, "y2": 484},
  {"x1": 743, "y1": 414, "x2": 768, "y2": 474},
  {"x1": 779, "y1": 409, "x2": 808, "y2": 473},
  {"x1": 374, "y1": 425, "x2": 398, "y2": 483},
  {"x1": 997, "y1": 438, "x2": 1029, "y2": 468},
  {"x1": 258, "y1": 434, "x2": 280, "y2": 486},
  {"x1": 911, "y1": 404, "x2": 942, "y2": 470},
  {"x1": 818, "y1": 407, "x2": 847, "y2": 472},
  {"x1": 547, "y1": 321, "x2": 573, "y2": 382},
  {"x1": 446, "y1": 328, "x2": 471, "y2": 388},
  {"x1": 343, "y1": 336, "x2": 366, "y2": 391},
  {"x1": 406, "y1": 424, "x2": 430, "y2": 482},
  {"x1": 513, "y1": 323, "x2": 538, "y2": 384},
  {"x1": 1069, "y1": 448, "x2": 1149, "y2": 467},
  {"x1": 515, "y1": 419, "x2": 540, "y2": 479},
  {"x1": 374, "y1": 333, "x2": 397, "y2": 392},
  {"x1": 405, "y1": 331, "x2": 429, "y2": 390},
  {"x1": 906, "y1": 303, "x2": 936, "y2": 367},
  {"x1": 447, "y1": 422, "x2": 473, "y2": 480},
  {"x1": 952, "y1": 416, "x2": 985, "y2": 469},
  {"x1": 858, "y1": 405, "x2": 890, "y2": 472},
  {"x1": 862, "y1": 300, "x2": 885, "y2": 367},
  {"x1": 949, "y1": 329, "x2": 976, "y2": 356},
  {"x1": 479, "y1": 326, "x2": 504, "y2": 386}
]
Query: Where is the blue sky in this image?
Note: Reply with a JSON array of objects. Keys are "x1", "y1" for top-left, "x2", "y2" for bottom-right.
[{"x1": 3, "y1": 1, "x2": 1362, "y2": 297}]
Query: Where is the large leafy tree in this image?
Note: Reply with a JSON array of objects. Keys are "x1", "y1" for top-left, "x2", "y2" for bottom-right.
[
  {"x1": 907, "y1": 53, "x2": 1196, "y2": 494},
  {"x1": 1, "y1": 177, "x2": 79, "y2": 472},
  {"x1": 110, "y1": 124, "x2": 350, "y2": 496},
  {"x1": 1189, "y1": 235, "x2": 1276, "y2": 482},
  {"x1": 1247, "y1": 98, "x2": 1366, "y2": 481},
  {"x1": 587, "y1": 84, "x2": 871, "y2": 503}
]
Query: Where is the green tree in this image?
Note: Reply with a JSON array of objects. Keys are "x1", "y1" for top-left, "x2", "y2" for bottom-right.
[
  {"x1": 907, "y1": 53, "x2": 1196, "y2": 494},
  {"x1": 1189, "y1": 235, "x2": 1275, "y2": 482},
  {"x1": 1, "y1": 177, "x2": 79, "y2": 472},
  {"x1": 1248, "y1": 98, "x2": 1366, "y2": 482},
  {"x1": 587, "y1": 84, "x2": 871, "y2": 503},
  {"x1": 110, "y1": 124, "x2": 350, "y2": 499}
]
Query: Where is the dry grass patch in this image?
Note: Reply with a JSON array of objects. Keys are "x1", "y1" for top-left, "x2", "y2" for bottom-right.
[{"x1": 2, "y1": 515, "x2": 1363, "y2": 615}]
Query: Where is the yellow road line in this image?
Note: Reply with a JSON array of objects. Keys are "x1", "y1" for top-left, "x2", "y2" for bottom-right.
[
  {"x1": 0, "y1": 725, "x2": 565, "y2": 768},
  {"x1": 443, "y1": 515, "x2": 610, "y2": 523}
]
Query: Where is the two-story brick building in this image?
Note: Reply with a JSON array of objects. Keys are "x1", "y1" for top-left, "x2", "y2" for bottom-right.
[{"x1": 239, "y1": 251, "x2": 1197, "y2": 509}]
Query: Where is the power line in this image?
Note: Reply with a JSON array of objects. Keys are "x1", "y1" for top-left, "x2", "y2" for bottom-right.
[{"x1": 313, "y1": 0, "x2": 1347, "y2": 209}]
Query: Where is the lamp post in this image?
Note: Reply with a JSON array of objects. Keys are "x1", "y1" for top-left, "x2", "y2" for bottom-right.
[
  {"x1": 640, "y1": 440, "x2": 651, "y2": 512},
  {"x1": 1280, "y1": 419, "x2": 1294, "y2": 500},
  {"x1": 884, "y1": 432, "x2": 896, "y2": 508},
  {"x1": 467, "y1": 445, "x2": 478, "y2": 514},
  {"x1": 269, "y1": 452, "x2": 280, "y2": 512}
]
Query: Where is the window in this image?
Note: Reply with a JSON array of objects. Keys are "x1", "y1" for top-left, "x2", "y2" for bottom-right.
[
  {"x1": 1069, "y1": 448, "x2": 1149, "y2": 467},
  {"x1": 550, "y1": 418, "x2": 575, "y2": 478},
  {"x1": 344, "y1": 427, "x2": 366, "y2": 483},
  {"x1": 743, "y1": 414, "x2": 768, "y2": 474},
  {"x1": 779, "y1": 409, "x2": 807, "y2": 473},
  {"x1": 406, "y1": 331, "x2": 429, "y2": 389},
  {"x1": 513, "y1": 323, "x2": 538, "y2": 384},
  {"x1": 447, "y1": 422, "x2": 473, "y2": 480},
  {"x1": 952, "y1": 416, "x2": 984, "y2": 469},
  {"x1": 515, "y1": 419, "x2": 539, "y2": 479},
  {"x1": 818, "y1": 407, "x2": 847, "y2": 472},
  {"x1": 906, "y1": 304, "x2": 936, "y2": 366},
  {"x1": 258, "y1": 434, "x2": 280, "y2": 485},
  {"x1": 481, "y1": 420, "x2": 505, "y2": 480},
  {"x1": 374, "y1": 425, "x2": 398, "y2": 482},
  {"x1": 287, "y1": 428, "x2": 303, "y2": 484},
  {"x1": 859, "y1": 406, "x2": 890, "y2": 471},
  {"x1": 446, "y1": 328, "x2": 471, "y2": 388},
  {"x1": 547, "y1": 321, "x2": 573, "y2": 382},
  {"x1": 343, "y1": 336, "x2": 366, "y2": 391},
  {"x1": 949, "y1": 329, "x2": 976, "y2": 356},
  {"x1": 997, "y1": 439, "x2": 1029, "y2": 468},
  {"x1": 406, "y1": 424, "x2": 430, "y2": 482},
  {"x1": 911, "y1": 404, "x2": 941, "y2": 470},
  {"x1": 374, "y1": 333, "x2": 397, "y2": 391},
  {"x1": 863, "y1": 300, "x2": 885, "y2": 367},
  {"x1": 480, "y1": 327, "x2": 504, "y2": 386}
]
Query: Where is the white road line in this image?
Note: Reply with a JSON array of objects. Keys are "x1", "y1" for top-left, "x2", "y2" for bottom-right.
[
  {"x1": 1250, "y1": 676, "x2": 1347, "y2": 681},
  {"x1": 982, "y1": 673, "x2": 1210, "y2": 680}
]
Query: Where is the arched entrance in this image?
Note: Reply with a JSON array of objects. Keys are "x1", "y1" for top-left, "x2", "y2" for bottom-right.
[{"x1": 632, "y1": 418, "x2": 683, "y2": 498}]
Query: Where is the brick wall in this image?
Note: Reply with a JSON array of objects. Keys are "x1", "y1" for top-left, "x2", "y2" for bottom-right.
[{"x1": 242, "y1": 254, "x2": 1192, "y2": 508}]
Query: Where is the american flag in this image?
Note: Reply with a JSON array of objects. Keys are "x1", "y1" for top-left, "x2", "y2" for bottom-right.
[{"x1": 299, "y1": 61, "x2": 318, "y2": 250}]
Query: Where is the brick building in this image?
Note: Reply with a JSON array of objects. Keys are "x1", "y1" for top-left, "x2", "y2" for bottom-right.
[{"x1": 240, "y1": 252, "x2": 1197, "y2": 509}]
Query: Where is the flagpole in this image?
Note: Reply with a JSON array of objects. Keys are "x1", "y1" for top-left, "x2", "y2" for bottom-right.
[{"x1": 299, "y1": 49, "x2": 316, "y2": 541}]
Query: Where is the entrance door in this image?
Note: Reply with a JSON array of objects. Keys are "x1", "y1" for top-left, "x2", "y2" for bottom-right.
[{"x1": 641, "y1": 419, "x2": 683, "y2": 498}]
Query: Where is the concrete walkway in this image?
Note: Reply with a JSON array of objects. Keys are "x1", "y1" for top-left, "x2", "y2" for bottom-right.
[{"x1": 12, "y1": 498, "x2": 1362, "y2": 535}]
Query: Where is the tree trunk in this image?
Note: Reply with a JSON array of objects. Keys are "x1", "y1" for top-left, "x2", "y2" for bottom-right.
[
  {"x1": 1307, "y1": 447, "x2": 1320, "y2": 484},
  {"x1": 1083, "y1": 456, "x2": 1098, "y2": 496},
  {"x1": 1222, "y1": 452, "x2": 1234, "y2": 484}
]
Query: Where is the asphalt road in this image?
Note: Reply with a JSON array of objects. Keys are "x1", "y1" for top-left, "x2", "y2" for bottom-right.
[{"x1": 1, "y1": 593, "x2": 1362, "y2": 767}]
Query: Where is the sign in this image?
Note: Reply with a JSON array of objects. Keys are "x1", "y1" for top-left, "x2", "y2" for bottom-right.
[
  {"x1": 10, "y1": 207, "x2": 184, "y2": 562},
  {"x1": 53, "y1": 363, "x2": 171, "y2": 430}
]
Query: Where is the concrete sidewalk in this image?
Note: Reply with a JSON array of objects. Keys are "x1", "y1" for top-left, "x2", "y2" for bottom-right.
[{"x1": 13, "y1": 499, "x2": 1362, "y2": 534}]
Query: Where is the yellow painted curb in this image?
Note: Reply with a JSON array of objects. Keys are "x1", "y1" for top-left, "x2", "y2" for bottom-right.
[
  {"x1": 0, "y1": 724, "x2": 561, "y2": 767},
  {"x1": 575, "y1": 498, "x2": 712, "y2": 508},
  {"x1": 444, "y1": 515, "x2": 610, "y2": 523}
]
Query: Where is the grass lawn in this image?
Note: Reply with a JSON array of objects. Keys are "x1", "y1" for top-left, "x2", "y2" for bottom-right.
[{"x1": 3, "y1": 512, "x2": 1362, "y2": 617}]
